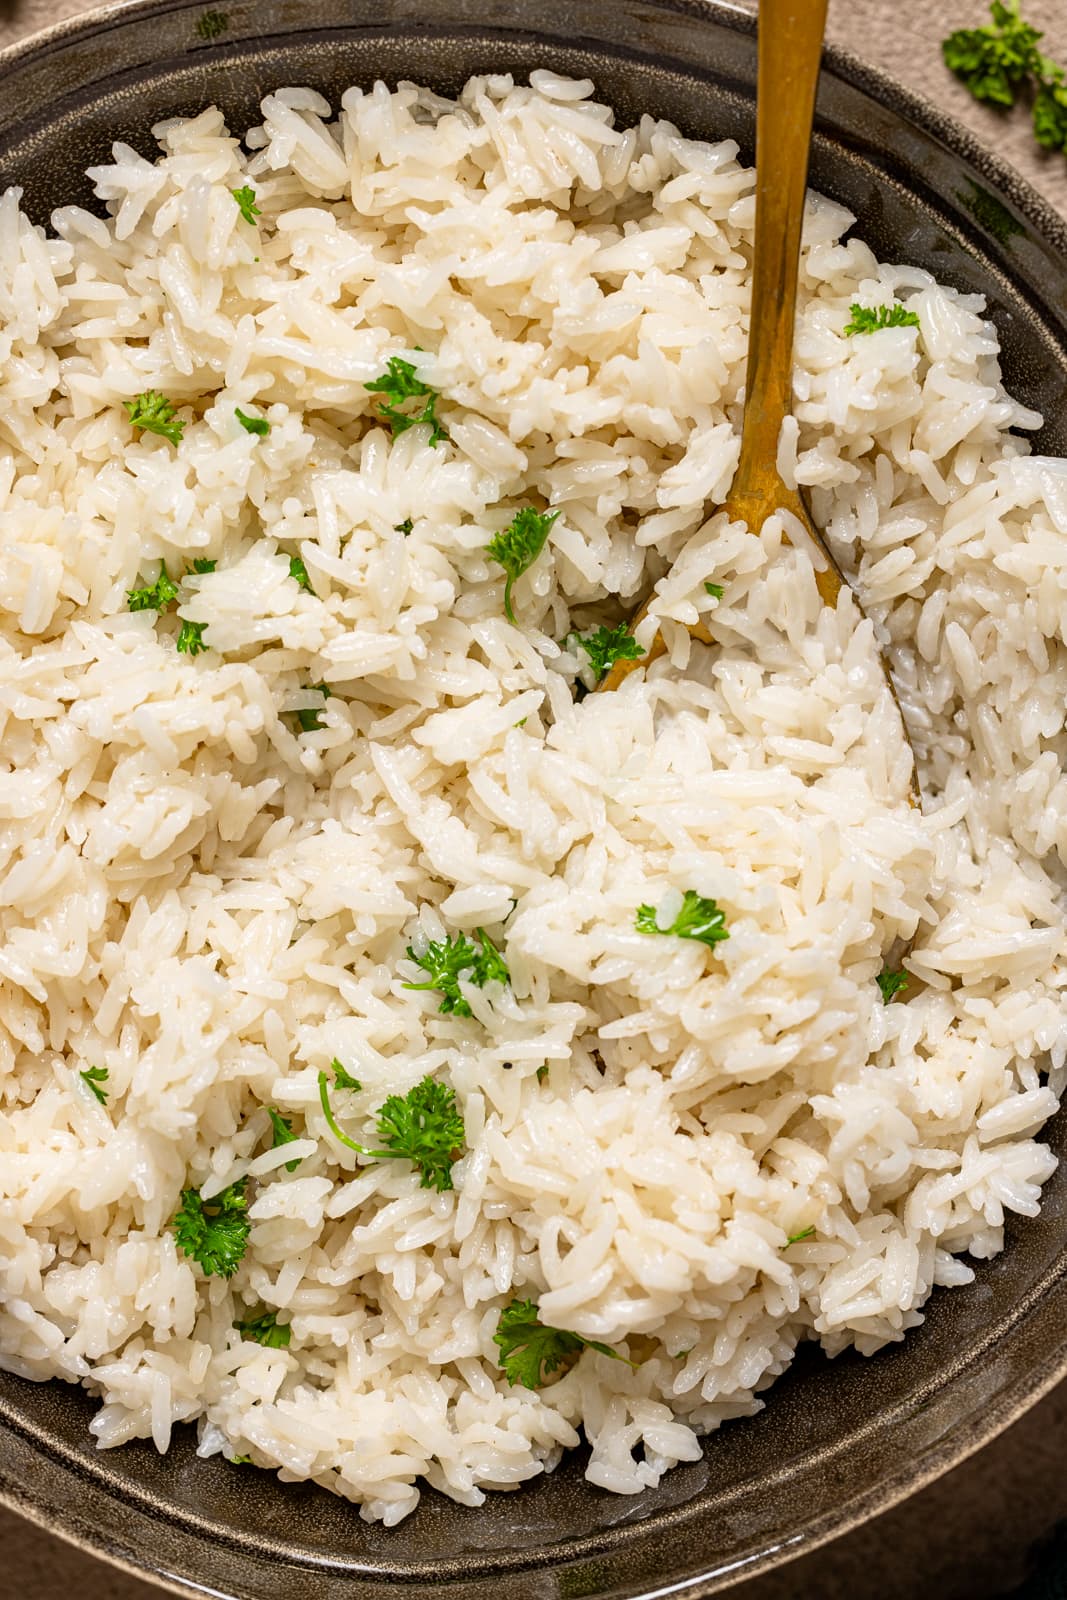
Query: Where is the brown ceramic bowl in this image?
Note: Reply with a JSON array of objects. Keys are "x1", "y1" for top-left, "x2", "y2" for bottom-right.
[{"x1": 1, "y1": 3, "x2": 1066, "y2": 1596}]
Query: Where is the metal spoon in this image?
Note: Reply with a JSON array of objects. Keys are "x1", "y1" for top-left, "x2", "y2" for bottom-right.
[{"x1": 599, "y1": 0, "x2": 899, "y2": 713}]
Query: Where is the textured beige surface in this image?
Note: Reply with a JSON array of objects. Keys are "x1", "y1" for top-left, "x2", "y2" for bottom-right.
[{"x1": 0, "y1": 0, "x2": 1065, "y2": 1596}]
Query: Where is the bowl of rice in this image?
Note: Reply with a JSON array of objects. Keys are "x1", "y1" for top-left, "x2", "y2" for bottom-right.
[{"x1": 1, "y1": 0, "x2": 1066, "y2": 1595}]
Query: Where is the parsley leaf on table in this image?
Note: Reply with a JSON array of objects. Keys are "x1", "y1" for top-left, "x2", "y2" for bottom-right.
[
  {"x1": 635, "y1": 890, "x2": 729, "y2": 951},
  {"x1": 172, "y1": 1180, "x2": 250, "y2": 1278},
  {"x1": 942, "y1": 0, "x2": 1043, "y2": 107}
]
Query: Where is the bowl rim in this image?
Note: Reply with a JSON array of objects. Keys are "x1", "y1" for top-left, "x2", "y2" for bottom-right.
[{"x1": 0, "y1": 1, "x2": 1065, "y2": 1595}]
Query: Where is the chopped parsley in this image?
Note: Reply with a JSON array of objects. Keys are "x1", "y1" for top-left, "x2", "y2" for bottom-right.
[
  {"x1": 403, "y1": 929, "x2": 509, "y2": 1017},
  {"x1": 288, "y1": 554, "x2": 314, "y2": 594},
  {"x1": 176, "y1": 619, "x2": 208, "y2": 656},
  {"x1": 295, "y1": 683, "x2": 332, "y2": 733},
  {"x1": 124, "y1": 390, "x2": 186, "y2": 446},
  {"x1": 571, "y1": 623, "x2": 645, "y2": 681},
  {"x1": 943, "y1": 5, "x2": 1067, "y2": 155},
  {"x1": 229, "y1": 1454, "x2": 253, "y2": 1465},
  {"x1": 783, "y1": 1226, "x2": 815, "y2": 1247},
  {"x1": 704, "y1": 581, "x2": 725, "y2": 599},
  {"x1": 877, "y1": 967, "x2": 910, "y2": 1003},
  {"x1": 395, "y1": 519, "x2": 414, "y2": 536},
  {"x1": 486, "y1": 506, "x2": 561, "y2": 626},
  {"x1": 493, "y1": 1297, "x2": 632, "y2": 1389},
  {"x1": 635, "y1": 890, "x2": 729, "y2": 951},
  {"x1": 266, "y1": 1107, "x2": 301, "y2": 1172},
  {"x1": 172, "y1": 1180, "x2": 250, "y2": 1278},
  {"x1": 234, "y1": 1307, "x2": 291, "y2": 1347},
  {"x1": 128, "y1": 560, "x2": 214, "y2": 655},
  {"x1": 843, "y1": 303, "x2": 921, "y2": 336},
  {"x1": 235, "y1": 406, "x2": 269, "y2": 436},
  {"x1": 330, "y1": 1057, "x2": 362, "y2": 1091},
  {"x1": 536, "y1": 1065, "x2": 549, "y2": 1084},
  {"x1": 127, "y1": 562, "x2": 181, "y2": 612},
  {"x1": 366, "y1": 356, "x2": 447, "y2": 446},
  {"x1": 232, "y1": 185, "x2": 261, "y2": 225},
  {"x1": 316, "y1": 1068, "x2": 466, "y2": 1192},
  {"x1": 79, "y1": 1065, "x2": 109, "y2": 1106}
]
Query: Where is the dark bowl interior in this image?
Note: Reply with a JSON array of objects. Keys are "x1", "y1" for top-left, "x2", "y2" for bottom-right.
[{"x1": 1, "y1": 2, "x2": 1067, "y2": 1596}]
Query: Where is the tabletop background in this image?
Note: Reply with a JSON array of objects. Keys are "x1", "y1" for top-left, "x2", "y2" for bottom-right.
[{"x1": 0, "y1": 0, "x2": 1065, "y2": 1596}]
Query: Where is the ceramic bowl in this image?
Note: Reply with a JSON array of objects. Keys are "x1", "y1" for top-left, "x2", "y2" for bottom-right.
[{"x1": 0, "y1": 3, "x2": 1066, "y2": 1595}]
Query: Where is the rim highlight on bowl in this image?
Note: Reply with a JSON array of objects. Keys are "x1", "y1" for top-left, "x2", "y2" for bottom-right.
[{"x1": 1, "y1": 2, "x2": 1066, "y2": 1595}]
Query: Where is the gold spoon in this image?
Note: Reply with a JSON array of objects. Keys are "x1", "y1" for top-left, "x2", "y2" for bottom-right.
[{"x1": 600, "y1": 0, "x2": 868, "y2": 695}]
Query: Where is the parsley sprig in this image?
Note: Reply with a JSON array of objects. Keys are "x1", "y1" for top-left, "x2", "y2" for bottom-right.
[
  {"x1": 316, "y1": 1066, "x2": 466, "y2": 1192},
  {"x1": 943, "y1": 3, "x2": 1067, "y2": 156},
  {"x1": 234, "y1": 1307, "x2": 291, "y2": 1347},
  {"x1": 877, "y1": 967, "x2": 910, "y2": 1003},
  {"x1": 366, "y1": 356, "x2": 447, "y2": 446},
  {"x1": 232, "y1": 185, "x2": 261, "y2": 225},
  {"x1": 844, "y1": 303, "x2": 921, "y2": 336},
  {"x1": 127, "y1": 559, "x2": 216, "y2": 655},
  {"x1": 486, "y1": 507, "x2": 561, "y2": 626},
  {"x1": 235, "y1": 406, "x2": 269, "y2": 436},
  {"x1": 635, "y1": 891, "x2": 729, "y2": 951},
  {"x1": 172, "y1": 1180, "x2": 250, "y2": 1278},
  {"x1": 493, "y1": 1297, "x2": 633, "y2": 1389},
  {"x1": 79, "y1": 1065, "x2": 109, "y2": 1106},
  {"x1": 288, "y1": 555, "x2": 315, "y2": 594},
  {"x1": 570, "y1": 623, "x2": 645, "y2": 681},
  {"x1": 403, "y1": 929, "x2": 509, "y2": 1017},
  {"x1": 295, "y1": 683, "x2": 332, "y2": 733},
  {"x1": 266, "y1": 1107, "x2": 301, "y2": 1172},
  {"x1": 124, "y1": 390, "x2": 186, "y2": 446}
]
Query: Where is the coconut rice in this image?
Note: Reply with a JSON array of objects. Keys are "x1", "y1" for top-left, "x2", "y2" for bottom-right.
[{"x1": 0, "y1": 71, "x2": 1064, "y2": 1525}]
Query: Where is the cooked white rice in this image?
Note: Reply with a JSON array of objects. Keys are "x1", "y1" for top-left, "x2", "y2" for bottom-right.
[{"x1": 0, "y1": 70, "x2": 1064, "y2": 1525}]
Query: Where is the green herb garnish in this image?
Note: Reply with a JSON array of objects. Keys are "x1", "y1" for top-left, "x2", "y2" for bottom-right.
[
  {"x1": 189, "y1": 558, "x2": 217, "y2": 574},
  {"x1": 266, "y1": 1107, "x2": 301, "y2": 1172},
  {"x1": 943, "y1": 5, "x2": 1067, "y2": 156},
  {"x1": 295, "y1": 683, "x2": 332, "y2": 733},
  {"x1": 127, "y1": 562, "x2": 181, "y2": 612},
  {"x1": 234, "y1": 1307, "x2": 291, "y2": 1347},
  {"x1": 316, "y1": 1069, "x2": 465, "y2": 1192},
  {"x1": 366, "y1": 356, "x2": 447, "y2": 446},
  {"x1": 403, "y1": 929, "x2": 509, "y2": 1017},
  {"x1": 232, "y1": 185, "x2": 261, "y2": 225},
  {"x1": 395, "y1": 519, "x2": 414, "y2": 535},
  {"x1": 176, "y1": 619, "x2": 208, "y2": 656},
  {"x1": 330, "y1": 1057, "x2": 362, "y2": 1091},
  {"x1": 635, "y1": 891, "x2": 729, "y2": 951},
  {"x1": 124, "y1": 390, "x2": 186, "y2": 446},
  {"x1": 79, "y1": 1065, "x2": 109, "y2": 1106},
  {"x1": 486, "y1": 507, "x2": 561, "y2": 626},
  {"x1": 571, "y1": 623, "x2": 645, "y2": 681},
  {"x1": 844, "y1": 303, "x2": 921, "y2": 336},
  {"x1": 235, "y1": 407, "x2": 269, "y2": 436},
  {"x1": 876, "y1": 967, "x2": 910, "y2": 1003},
  {"x1": 172, "y1": 1180, "x2": 249, "y2": 1278},
  {"x1": 704, "y1": 582, "x2": 724, "y2": 599},
  {"x1": 783, "y1": 1226, "x2": 815, "y2": 1247},
  {"x1": 288, "y1": 555, "x2": 314, "y2": 594},
  {"x1": 493, "y1": 1297, "x2": 632, "y2": 1389}
]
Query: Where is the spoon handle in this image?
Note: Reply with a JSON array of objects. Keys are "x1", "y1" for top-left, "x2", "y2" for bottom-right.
[{"x1": 732, "y1": 0, "x2": 829, "y2": 504}]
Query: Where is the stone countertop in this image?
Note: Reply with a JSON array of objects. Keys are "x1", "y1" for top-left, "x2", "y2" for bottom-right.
[{"x1": 0, "y1": 0, "x2": 1065, "y2": 1596}]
